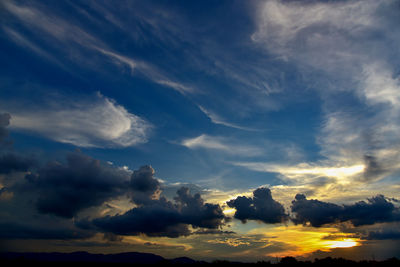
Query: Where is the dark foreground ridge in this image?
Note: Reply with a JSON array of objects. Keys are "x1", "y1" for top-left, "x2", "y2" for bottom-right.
[{"x1": 1, "y1": 252, "x2": 399, "y2": 266}]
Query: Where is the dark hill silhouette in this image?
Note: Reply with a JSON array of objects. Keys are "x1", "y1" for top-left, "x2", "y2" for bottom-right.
[
  {"x1": 0, "y1": 251, "x2": 164, "y2": 264},
  {"x1": 0, "y1": 251, "x2": 399, "y2": 266},
  {"x1": 170, "y1": 256, "x2": 200, "y2": 264}
]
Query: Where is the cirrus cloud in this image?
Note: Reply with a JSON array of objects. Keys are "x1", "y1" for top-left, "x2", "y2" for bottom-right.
[{"x1": 5, "y1": 93, "x2": 152, "y2": 148}]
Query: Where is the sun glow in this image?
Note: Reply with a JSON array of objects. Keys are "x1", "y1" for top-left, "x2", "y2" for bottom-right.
[
  {"x1": 249, "y1": 225, "x2": 362, "y2": 258},
  {"x1": 277, "y1": 164, "x2": 365, "y2": 178},
  {"x1": 223, "y1": 208, "x2": 236, "y2": 215},
  {"x1": 324, "y1": 238, "x2": 359, "y2": 248}
]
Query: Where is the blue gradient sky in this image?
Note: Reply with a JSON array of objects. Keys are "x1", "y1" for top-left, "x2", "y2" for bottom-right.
[{"x1": 1, "y1": 0, "x2": 400, "y2": 261}]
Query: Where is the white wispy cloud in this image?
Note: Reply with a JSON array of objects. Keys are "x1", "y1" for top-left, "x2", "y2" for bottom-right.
[
  {"x1": 198, "y1": 106, "x2": 258, "y2": 131},
  {"x1": 251, "y1": 0, "x2": 400, "y2": 186},
  {"x1": 3, "y1": 1, "x2": 194, "y2": 96},
  {"x1": 155, "y1": 80, "x2": 195, "y2": 95},
  {"x1": 94, "y1": 47, "x2": 195, "y2": 95},
  {"x1": 181, "y1": 134, "x2": 262, "y2": 156},
  {"x1": 232, "y1": 161, "x2": 365, "y2": 184},
  {"x1": 361, "y1": 63, "x2": 400, "y2": 108},
  {"x1": 95, "y1": 47, "x2": 138, "y2": 74},
  {"x1": 2, "y1": 27, "x2": 59, "y2": 64},
  {"x1": 2, "y1": 0, "x2": 101, "y2": 48},
  {"x1": 6, "y1": 93, "x2": 152, "y2": 148},
  {"x1": 252, "y1": 0, "x2": 379, "y2": 61}
]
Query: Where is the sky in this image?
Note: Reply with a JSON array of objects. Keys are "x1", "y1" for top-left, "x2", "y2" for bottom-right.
[{"x1": 1, "y1": 0, "x2": 400, "y2": 262}]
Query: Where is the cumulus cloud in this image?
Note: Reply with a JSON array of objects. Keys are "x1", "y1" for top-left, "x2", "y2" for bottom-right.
[
  {"x1": 227, "y1": 187, "x2": 288, "y2": 224},
  {"x1": 1, "y1": 135, "x2": 226, "y2": 239},
  {"x1": 0, "y1": 113, "x2": 11, "y2": 145},
  {"x1": 0, "y1": 113, "x2": 35, "y2": 175},
  {"x1": 25, "y1": 152, "x2": 130, "y2": 218},
  {"x1": 174, "y1": 187, "x2": 226, "y2": 229},
  {"x1": 0, "y1": 221, "x2": 94, "y2": 240},
  {"x1": 291, "y1": 194, "x2": 344, "y2": 227},
  {"x1": 129, "y1": 165, "x2": 161, "y2": 205},
  {"x1": 291, "y1": 194, "x2": 400, "y2": 227},
  {"x1": 93, "y1": 182, "x2": 226, "y2": 238},
  {"x1": 93, "y1": 198, "x2": 191, "y2": 238},
  {"x1": 7, "y1": 93, "x2": 151, "y2": 148},
  {"x1": 0, "y1": 153, "x2": 35, "y2": 175},
  {"x1": 366, "y1": 229, "x2": 400, "y2": 240}
]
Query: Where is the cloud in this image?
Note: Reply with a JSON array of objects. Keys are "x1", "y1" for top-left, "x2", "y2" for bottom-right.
[
  {"x1": 25, "y1": 152, "x2": 130, "y2": 218},
  {"x1": 2, "y1": 0, "x2": 108, "y2": 52},
  {"x1": 93, "y1": 186, "x2": 226, "y2": 238},
  {"x1": 2, "y1": 26, "x2": 65, "y2": 68},
  {"x1": 227, "y1": 187, "x2": 288, "y2": 224},
  {"x1": 343, "y1": 195, "x2": 400, "y2": 227},
  {"x1": 1, "y1": 138, "x2": 226, "y2": 239},
  {"x1": 192, "y1": 229, "x2": 235, "y2": 235},
  {"x1": 95, "y1": 47, "x2": 195, "y2": 95},
  {"x1": 0, "y1": 221, "x2": 94, "y2": 240},
  {"x1": 251, "y1": 0, "x2": 400, "y2": 187},
  {"x1": 317, "y1": 110, "x2": 400, "y2": 183},
  {"x1": 0, "y1": 113, "x2": 11, "y2": 145},
  {"x1": 198, "y1": 106, "x2": 258, "y2": 131},
  {"x1": 231, "y1": 161, "x2": 365, "y2": 185},
  {"x1": 0, "y1": 153, "x2": 35, "y2": 175},
  {"x1": 7, "y1": 93, "x2": 151, "y2": 148},
  {"x1": 366, "y1": 229, "x2": 400, "y2": 240},
  {"x1": 129, "y1": 165, "x2": 161, "y2": 205},
  {"x1": 0, "y1": 113, "x2": 35, "y2": 175},
  {"x1": 3, "y1": 1, "x2": 194, "y2": 96},
  {"x1": 174, "y1": 187, "x2": 226, "y2": 229},
  {"x1": 181, "y1": 134, "x2": 262, "y2": 156},
  {"x1": 93, "y1": 201, "x2": 191, "y2": 238},
  {"x1": 291, "y1": 194, "x2": 344, "y2": 227},
  {"x1": 291, "y1": 194, "x2": 400, "y2": 227},
  {"x1": 252, "y1": 0, "x2": 380, "y2": 58},
  {"x1": 152, "y1": 79, "x2": 195, "y2": 95}
]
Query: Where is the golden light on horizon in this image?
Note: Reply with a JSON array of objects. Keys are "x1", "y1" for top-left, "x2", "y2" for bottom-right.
[
  {"x1": 323, "y1": 238, "x2": 359, "y2": 249},
  {"x1": 248, "y1": 225, "x2": 362, "y2": 258}
]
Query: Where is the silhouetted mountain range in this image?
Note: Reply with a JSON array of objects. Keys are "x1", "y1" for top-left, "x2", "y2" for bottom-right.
[
  {"x1": 1, "y1": 251, "x2": 399, "y2": 266},
  {"x1": 0, "y1": 251, "x2": 166, "y2": 264}
]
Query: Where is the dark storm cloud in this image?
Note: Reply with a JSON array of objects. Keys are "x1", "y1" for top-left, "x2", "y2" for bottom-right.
[
  {"x1": 0, "y1": 221, "x2": 94, "y2": 240},
  {"x1": 174, "y1": 187, "x2": 226, "y2": 229},
  {"x1": 0, "y1": 113, "x2": 11, "y2": 144},
  {"x1": 129, "y1": 165, "x2": 160, "y2": 205},
  {"x1": 93, "y1": 198, "x2": 190, "y2": 238},
  {"x1": 26, "y1": 152, "x2": 129, "y2": 218},
  {"x1": 291, "y1": 194, "x2": 343, "y2": 227},
  {"x1": 366, "y1": 229, "x2": 400, "y2": 240},
  {"x1": 0, "y1": 113, "x2": 35, "y2": 175},
  {"x1": 344, "y1": 195, "x2": 400, "y2": 226},
  {"x1": 93, "y1": 187, "x2": 226, "y2": 238},
  {"x1": 192, "y1": 229, "x2": 235, "y2": 235},
  {"x1": 0, "y1": 153, "x2": 35, "y2": 174},
  {"x1": 363, "y1": 154, "x2": 386, "y2": 181},
  {"x1": 291, "y1": 194, "x2": 400, "y2": 227},
  {"x1": 227, "y1": 187, "x2": 288, "y2": 224}
]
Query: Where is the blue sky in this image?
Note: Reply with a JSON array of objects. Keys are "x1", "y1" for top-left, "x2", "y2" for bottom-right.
[{"x1": 1, "y1": 0, "x2": 400, "y2": 261}]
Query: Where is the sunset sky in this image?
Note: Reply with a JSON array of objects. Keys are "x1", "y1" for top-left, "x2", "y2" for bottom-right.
[{"x1": 1, "y1": 0, "x2": 400, "y2": 262}]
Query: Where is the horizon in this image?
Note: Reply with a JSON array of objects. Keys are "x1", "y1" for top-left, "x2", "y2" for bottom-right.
[
  {"x1": 1, "y1": 250, "x2": 399, "y2": 264},
  {"x1": 1, "y1": 0, "x2": 400, "y2": 262}
]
